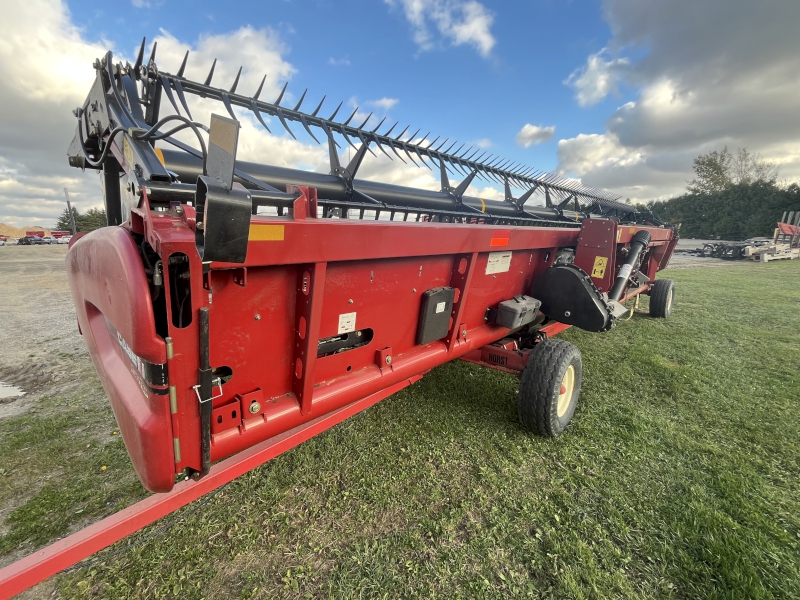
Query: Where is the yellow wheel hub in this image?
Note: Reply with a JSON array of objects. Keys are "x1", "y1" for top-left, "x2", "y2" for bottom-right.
[{"x1": 557, "y1": 365, "x2": 575, "y2": 418}]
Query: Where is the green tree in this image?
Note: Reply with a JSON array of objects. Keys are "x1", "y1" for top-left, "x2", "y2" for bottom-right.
[
  {"x1": 78, "y1": 207, "x2": 108, "y2": 231},
  {"x1": 54, "y1": 207, "x2": 79, "y2": 233},
  {"x1": 687, "y1": 146, "x2": 733, "y2": 194},
  {"x1": 52, "y1": 206, "x2": 107, "y2": 233},
  {"x1": 687, "y1": 146, "x2": 781, "y2": 195}
]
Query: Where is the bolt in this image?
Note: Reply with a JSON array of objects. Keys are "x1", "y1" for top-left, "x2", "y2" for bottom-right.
[
  {"x1": 196, "y1": 222, "x2": 204, "y2": 231},
  {"x1": 254, "y1": 314, "x2": 261, "y2": 321},
  {"x1": 249, "y1": 401, "x2": 262, "y2": 414},
  {"x1": 461, "y1": 329, "x2": 467, "y2": 337},
  {"x1": 385, "y1": 355, "x2": 392, "y2": 365},
  {"x1": 412, "y1": 288, "x2": 417, "y2": 293},
  {"x1": 348, "y1": 299, "x2": 353, "y2": 304},
  {"x1": 564, "y1": 311, "x2": 571, "y2": 317}
]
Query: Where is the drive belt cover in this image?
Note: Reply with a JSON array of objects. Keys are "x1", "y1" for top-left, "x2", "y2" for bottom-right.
[{"x1": 531, "y1": 264, "x2": 612, "y2": 332}]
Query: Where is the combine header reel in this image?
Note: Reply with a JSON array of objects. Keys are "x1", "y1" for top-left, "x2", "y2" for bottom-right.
[{"x1": 1, "y1": 39, "x2": 678, "y2": 596}]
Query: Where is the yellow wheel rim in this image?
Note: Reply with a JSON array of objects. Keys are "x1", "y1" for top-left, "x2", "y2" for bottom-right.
[{"x1": 557, "y1": 365, "x2": 575, "y2": 418}]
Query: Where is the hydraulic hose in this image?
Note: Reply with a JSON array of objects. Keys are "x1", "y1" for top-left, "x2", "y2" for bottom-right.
[{"x1": 608, "y1": 230, "x2": 652, "y2": 301}]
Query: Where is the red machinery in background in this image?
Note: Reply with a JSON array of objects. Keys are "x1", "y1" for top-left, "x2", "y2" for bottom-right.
[{"x1": 0, "y1": 41, "x2": 677, "y2": 597}]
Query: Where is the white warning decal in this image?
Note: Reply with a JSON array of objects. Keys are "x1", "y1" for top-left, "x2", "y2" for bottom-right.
[
  {"x1": 435, "y1": 301, "x2": 447, "y2": 313},
  {"x1": 338, "y1": 312, "x2": 356, "y2": 334},
  {"x1": 617, "y1": 264, "x2": 633, "y2": 281},
  {"x1": 486, "y1": 251, "x2": 512, "y2": 275}
]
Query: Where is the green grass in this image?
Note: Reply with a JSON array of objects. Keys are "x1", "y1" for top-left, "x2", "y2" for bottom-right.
[{"x1": 4, "y1": 261, "x2": 800, "y2": 599}]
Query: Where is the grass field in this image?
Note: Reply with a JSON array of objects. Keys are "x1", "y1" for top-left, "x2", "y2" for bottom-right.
[{"x1": 2, "y1": 261, "x2": 800, "y2": 599}]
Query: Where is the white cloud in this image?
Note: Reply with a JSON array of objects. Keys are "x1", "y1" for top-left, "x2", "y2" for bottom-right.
[
  {"x1": 0, "y1": 2, "x2": 322, "y2": 227},
  {"x1": 558, "y1": 0, "x2": 800, "y2": 202},
  {"x1": 516, "y1": 124, "x2": 556, "y2": 148},
  {"x1": 328, "y1": 57, "x2": 351, "y2": 67},
  {"x1": 564, "y1": 49, "x2": 630, "y2": 108},
  {"x1": 474, "y1": 138, "x2": 492, "y2": 149},
  {"x1": 385, "y1": 0, "x2": 496, "y2": 58},
  {"x1": 367, "y1": 97, "x2": 399, "y2": 111},
  {"x1": 0, "y1": 0, "x2": 501, "y2": 228}
]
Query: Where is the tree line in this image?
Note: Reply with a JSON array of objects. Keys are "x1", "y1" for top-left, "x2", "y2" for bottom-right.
[
  {"x1": 53, "y1": 207, "x2": 107, "y2": 233},
  {"x1": 636, "y1": 147, "x2": 798, "y2": 240}
]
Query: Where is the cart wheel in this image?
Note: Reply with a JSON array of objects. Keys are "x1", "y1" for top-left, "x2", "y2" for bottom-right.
[
  {"x1": 649, "y1": 279, "x2": 675, "y2": 318},
  {"x1": 518, "y1": 339, "x2": 582, "y2": 437}
]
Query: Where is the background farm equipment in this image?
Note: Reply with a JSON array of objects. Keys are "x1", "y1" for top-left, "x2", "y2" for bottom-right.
[{"x1": 1, "y1": 40, "x2": 678, "y2": 596}]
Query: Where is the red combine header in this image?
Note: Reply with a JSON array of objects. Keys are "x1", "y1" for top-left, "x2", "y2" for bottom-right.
[{"x1": 0, "y1": 39, "x2": 677, "y2": 596}]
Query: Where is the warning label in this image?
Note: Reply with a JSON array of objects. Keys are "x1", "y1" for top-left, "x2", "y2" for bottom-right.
[
  {"x1": 338, "y1": 312, "x2": 356, "y2": 334},
  {"x1": 435, "y1": 301, "x2": 447, "y2": 313},
  {"x1": 486, "y1": 251, "x2": 512, "y2": 275},
  {"x1": 591, "y1": 256, "x2": 608, "y2": 278}
]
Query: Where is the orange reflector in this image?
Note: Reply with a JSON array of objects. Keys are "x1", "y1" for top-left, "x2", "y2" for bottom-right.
[{"x1": 490, "y1": 229, "x2": 511, "y2": 247}]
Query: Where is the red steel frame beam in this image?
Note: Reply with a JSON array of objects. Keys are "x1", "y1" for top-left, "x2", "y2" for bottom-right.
[{"x1": 0, "y1": 375, "x2": 418, "y2": 600}]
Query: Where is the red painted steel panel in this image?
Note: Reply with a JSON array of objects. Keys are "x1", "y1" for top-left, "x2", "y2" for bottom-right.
[{"x1": 66, "y1": 228, "x2": 174, "y2": 492}]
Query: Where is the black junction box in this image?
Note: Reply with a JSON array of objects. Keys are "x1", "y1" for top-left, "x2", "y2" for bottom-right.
[{"x1": 416, "y1": 287, "x2": 455, "y2": 345}]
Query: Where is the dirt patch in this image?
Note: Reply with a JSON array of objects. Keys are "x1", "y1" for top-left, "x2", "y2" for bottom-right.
[{"x1": 0, "y1": 245, "x2": 93, "y2": 419}]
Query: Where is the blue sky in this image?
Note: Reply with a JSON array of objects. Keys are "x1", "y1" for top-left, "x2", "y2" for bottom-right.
[
  {"x1": 67, "y1": 0, "x2": 625, "y2": 174},
  {"x1": 1, "y1": 0, "x2": 798, "y2": 228}
]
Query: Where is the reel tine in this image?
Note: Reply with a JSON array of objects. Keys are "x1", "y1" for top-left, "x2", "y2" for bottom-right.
[
  {"x1": 149, "y1": 41, "x2": 158, "y2": 63},
  {"x1": 370, "y1": 116, "x2": 387, "y2": 133},
  {"x1": 386, "y1": 139, "x2": 407, "y2": 164},
  {"x1": 221, "y1": 93, "x2": 238, "y2": 121},
  {"x1": 394, "y1": 125, "x2": 410, "y2": 141},
  {"x1": 373, "y1": 137, "x2": 394, "y2": 160},
  {"x1": 249, "y1": 99, "x2": 272, "y2": 133},
  {"x1": 383, "y1": 121, "x2": 398, "y2": 137},
  {"x1": 443, "y1": 140, "x2": 458, "y2": 154},
  {"x1": 311, "y1": 95, "x2": 326, "y2": 117},
  {"x1": 204, "y1": 59, "x2": 217, "y2": 86},
  {"x1": 299, "y1": 114, "x2": 321, "y2": 144},
  {"x1": 338, "y1": 125, "x2": 359, "y2": 150},
  {"x1": 159, "y1": 75, "x2": 182, "y2": 116},
  {"x1": 173, "y1": 79, "x2": 192, "y2": 119},
  {"x1": 328, "y1": 101, "x2": 343, "y2": 121},
  {"x1": 320, "y1": 122, "x2": 341, "y2": 148},
  {"x1": 427, "y1": 135, "x2": 439, "y2": 148},
  {"x1": 133, "y1": 37, "x2": 146, "y2": 74},
  {"x1": 418, "y1": 132, "x2": 431, "y2": 146},
  {"x1": 355, "y1": 130, "x2": 377, "y2": 157},
  {"x1": 343, "y1": 107, "x2": 359, "y2": 126},
  {"x1": 275, "y1": 81, "x2": 288, "y2": 106},
  {"x1": 400, "y1": 143, "x2": 420, "y2": 167},
  {"x1": 254, "y1": 75, "x2": 266, "y2": 100},
  {"x1": 451, "y1": 143, "x2": 466, "y2": 156},
  {"x1": 407, "y1": 128, "x2": 420, "y2": 143},
  {"x1": 357, "y1": 112, "x2": 373, "y2": 130},
  {"x1": 414, "y1": 148, "x2": 433, "y2": 171},
  {"x1": 275, "y1": 107, "x2": 297, "y2": 139},
  {"x1": 293, "y1": 89, "x2": 308, "y2": 111},
  {"x1": 177, "y1": 50, "x2": 189, "y2": 77},
  {"x1": 433, "y1": 138, "x2": 449, "y2": 152},
  {"x1": 229, "y1": 66, "x2": 242, "y2": 94}
]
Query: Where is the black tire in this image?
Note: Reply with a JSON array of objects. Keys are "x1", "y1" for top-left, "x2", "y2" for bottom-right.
[
  {"x1": 518, "y1": 339, "x2": 582, "y2": 437},
  {"x1": 649, "y1": 278, "x2": 675, "y2": 318}
]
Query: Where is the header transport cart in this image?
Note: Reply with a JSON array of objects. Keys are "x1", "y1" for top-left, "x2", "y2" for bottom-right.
[{"x1": 0, "y1": 40, "x2": 677, "y2": 597}]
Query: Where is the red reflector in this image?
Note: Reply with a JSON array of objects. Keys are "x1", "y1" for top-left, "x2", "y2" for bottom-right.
[{"x1": 491, "y1": 229, "x2": 510, "y2": 247}]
